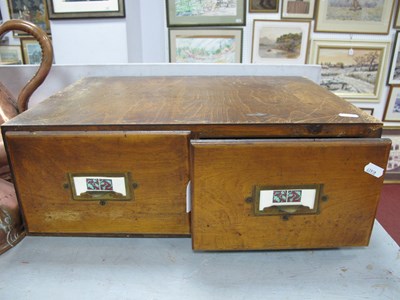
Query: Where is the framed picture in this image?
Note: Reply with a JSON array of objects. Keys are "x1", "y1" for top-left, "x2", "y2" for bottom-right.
[
  {"x1": 169, "y1": 28, "x2": 242, "y2": 63},
  {"x1": 387, "y1": 32, "x2": 400, "y2": 85},
  {"x1": 281, "y1": 0, "x2": 316, "y2": 19},
  {"x1": 166, "y1": 0, "x2": 246, "y2": 27},
  {"x1": 394, "y1": 1, "x2": 400, "y2": 29},
  {"x1": 0, "y1": 6, "x2": 3, "y2": 24},
  {"x1": 382, "y1": 127, "x2": 400, "y2": 183},
  {"x1": 46, "y1": 0, "x2": 125, "y2": 19},
  {"x1": 0, "y1": 46, "x2": 22, "y2": 65},
  {"x1": 383, "y1": 86, "x2": 400, "y2": 123},
  {"x1": 21, "y1": 38, "x2": 42, "y2": 64},
  {"x1": 249, "y1": 0, "x2": 279, "y2": 13},
  {"x1": 309, "y1": 39, "x2": 390, "y2": 102},
  {"x1": 360, "y1": 107, "x2": 374, "y2": 115},
  {"x1": 315, "y1": 0, "x2": 395, "y2": 34},
  {"x1": 251, "y1": 20, "x2": 310, "y2": 64},
  {"x1": 7, "y1": 0, "x2": 51, "y2": 36}
]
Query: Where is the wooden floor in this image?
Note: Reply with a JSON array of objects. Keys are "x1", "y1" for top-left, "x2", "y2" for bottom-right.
[{"x1": 376, "y1": 184, "x2": 400, "y2": 245}]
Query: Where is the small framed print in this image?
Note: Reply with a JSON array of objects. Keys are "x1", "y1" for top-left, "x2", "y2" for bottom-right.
[
  {"x1": 249, "y1": 0, "x2": 279, "y2": 13},
  {"x1": 169, "y1": 28, "x2": 242, "y2": 63},
  {"x1": 7, "y1": 0, "x2": 51, "y2": 36},
  {"x1": 46, "y1": 0, "x2": 125, "y2": 19},
  {"x1": 251, "y1": 20, "x2": 310, "y2": 64},
  {"x1": 281, "y1": 0, "x2": 315, "y2": 19},
  {"x1": 0, "y1": 46, "x2": 22, "y2": 65},
  {"x1": 309, "y1": 39, "x2": 390, "y2": 102},
  {"x1": 21, "y1": 38, "x2": 42, "y2": 64},
  {"x1": 166, "y1": 0, "x2": 246, "y2": 27},
  {"x1": 383, "y1": 86, "x2": 400, "y2": 123},
  {"x1": 387, "y1": 32, "x2": 400, "y2": 85},
  {"x1": 315, "y1": 0, "x2": 395, "y2": 34},
  {"x1": 382, "y1": 127, "x2": 400, "y2": 183},
  {"x1": 394, "y1": 1, "x2": 400, "y2": 29}
]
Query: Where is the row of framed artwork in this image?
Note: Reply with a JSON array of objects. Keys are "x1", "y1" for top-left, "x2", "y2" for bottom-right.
[
  {"x1": 0, "y1": 39, "x2": 45, "y2": 65},
  {"x1": 168, "y1": 20, "x2": 394, "y2": 104},
  {"x1": 166, "y1": 0, "x2": 398, "y2": 35}
]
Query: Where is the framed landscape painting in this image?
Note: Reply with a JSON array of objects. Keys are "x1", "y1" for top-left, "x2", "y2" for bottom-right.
[
  {"x1": 387, "y1": 32, "x2": 400, "y2": 85},
  {"x1": 249, "y1": 0, "x2": 279, "y2": 13},
  {"x1": 169, "y1": 28, "x2": 242, "y2": 63},
  {"x1": 309, "y1": 40, "x2": 390, "y2": 102},
  {"x1": 7, "y1": 0, "x2": 51, "y2": 35},
  {"x1": 21, "y1": 38, "x2": 42, "y2": 64},
  {"x1": 382, "y1": 127, "x2": 400, "y2": 183},
  {"x1": 315, "y1": 0, "x2": 395, "y2": 34},
  {"x1": 166, "y1": 0, "x2": 246, "y2": 27},
  {"x1": 282, "y1": 0, "x2": 315, "y2": 19},
  {"x1": 251, "y1": 20, "x2": 310, "y2": 64},
  {"x1": 0, "y1": 46, "x2": 22, "y2": 64},
  {"x1": 383, "y1": 86, "x2": 400, "y2": 123}
]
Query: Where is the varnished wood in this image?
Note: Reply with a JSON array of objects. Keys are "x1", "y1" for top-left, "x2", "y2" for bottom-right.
[
  {"x1": 2, "y1": 76, "x2": 389, "y2": 246},
  {"x1": 6, "y1": 131, "x2": 190, "y2": 235},
  {"x1": 3, "y1": 76, "x2": 381, "y2": 138},
  {"x1": 191, "y1": 139, "x2": 391, "y2": 251}
]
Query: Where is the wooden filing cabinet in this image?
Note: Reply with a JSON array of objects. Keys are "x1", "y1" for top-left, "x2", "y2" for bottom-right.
[{"x1": 1, "y1": 76, "x2": 390, "y2": 250}]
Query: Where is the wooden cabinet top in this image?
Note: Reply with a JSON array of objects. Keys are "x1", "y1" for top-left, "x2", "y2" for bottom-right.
[{"x1": 2, "y1": 76, "x2": 381, "y2": 138}]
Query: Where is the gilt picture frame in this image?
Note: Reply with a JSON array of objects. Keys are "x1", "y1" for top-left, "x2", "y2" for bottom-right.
[
  {"x1": 46, "y1": 0, "x2": 125, "y2": 19},
  {"x1": 281, "y1": 0, "x2": 316, "y2": 19},
  {"x1": 166, "y1": 0, "x2": 246, "y2": 27},
  {"x1": 20, "y1": 38, "x2": 43, "y2": 64},
  {"x1": 308, "y1": 39, "x2": 390, "y2": 102},
  {"x1": 251, "y1": 20, "x2": 310, "y2": 64},
  {"x1": 7, "y1": 0, "x2": 51, "y2": 36},
  {"x1": 382, "y1": 127, "x2": 400, "y2": 184},
  {"x1": 315, "y1": 0, "x2": 395, "y2": 34},
  {"x1": 169, "y1": 28, "x2": 243, "y2": 63}
]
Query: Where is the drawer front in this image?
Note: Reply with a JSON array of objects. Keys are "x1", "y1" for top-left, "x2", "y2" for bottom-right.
[
  {"x1": 6, "y1": 131, "x2": 190, "y2": 235},
  {"x1": 191, "y1": 138, "x2": 391, "y2": 251}
]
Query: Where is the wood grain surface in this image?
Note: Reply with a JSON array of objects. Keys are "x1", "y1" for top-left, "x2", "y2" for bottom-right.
[
  {"x1": 6, "y1": 131, "x2": 190, "y2": 235},
  {"x1": 3, "y1": 76, "x2": 381, "y2": 138},
  {"x1": 191, "y1": 138, "x2": 391, "y2": 251}
]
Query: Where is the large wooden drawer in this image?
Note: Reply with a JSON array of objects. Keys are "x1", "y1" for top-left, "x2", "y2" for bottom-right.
[
  {"x1": 6, "y1": 131, "x2": 191, "y2": 235},
  {"x1": 191, "y1": 138, "x2": 391, "y2": 251}
]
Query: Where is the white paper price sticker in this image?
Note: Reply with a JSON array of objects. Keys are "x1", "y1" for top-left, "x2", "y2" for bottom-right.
[{"x1": 364, "y1": 163, "x2": 384, "y2": 178}]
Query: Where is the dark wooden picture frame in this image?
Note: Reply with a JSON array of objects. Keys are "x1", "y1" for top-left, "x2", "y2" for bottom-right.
[{"x1": 249, "y1": 0, "x2": 280, "y2": 13}]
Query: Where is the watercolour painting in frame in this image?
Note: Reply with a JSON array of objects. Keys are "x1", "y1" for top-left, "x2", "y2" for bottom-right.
[
  {"x1": 315, "y1": 0, "x2": 395, "y2": 34},
  {"x1": 0, "y1": 45, "x2": 22, "y2": 65},
  {"x1": 309, "y1": 40, "x2": 390, "y2": 102},
  {"x1": 169, "y1": 28, "x2": 242, "y2": 63},
  {"x1": 7, "y1": 0, "x2": 51, "y2": 36},
  {"x1": 166, "y1": 0, "x2": 246, "y2": 27},
  {"x1": 251, "y1": 20, "x2": 310, "y2": 64}
]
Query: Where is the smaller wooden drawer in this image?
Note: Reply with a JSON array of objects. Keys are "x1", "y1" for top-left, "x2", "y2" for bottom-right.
[
  {"x1": 191, "y1": 138, "x2": 391, "y2": 251},
  {"x1": 6, "y1": 131, "x2": 191, "y2": 235}
]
